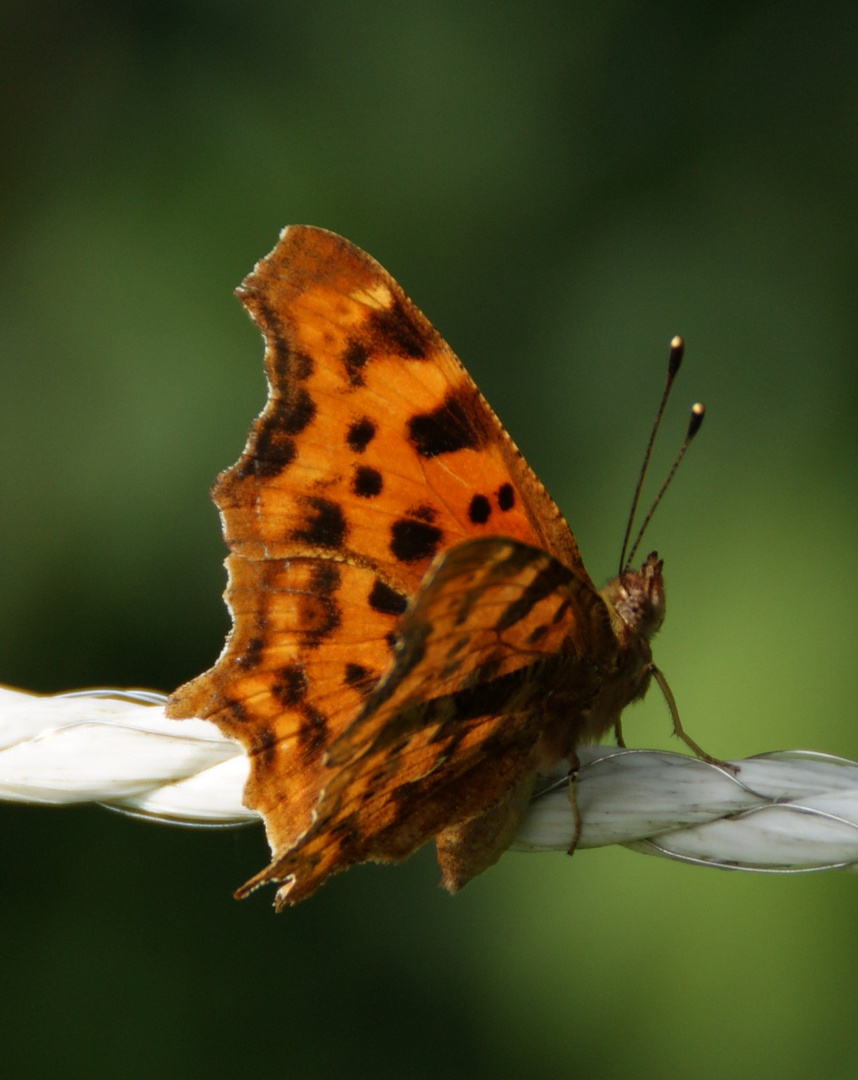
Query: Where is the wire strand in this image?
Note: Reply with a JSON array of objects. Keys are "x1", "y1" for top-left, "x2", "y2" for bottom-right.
[{"x1": 3, "y1": 684, "x2": 858, "y2": 873}]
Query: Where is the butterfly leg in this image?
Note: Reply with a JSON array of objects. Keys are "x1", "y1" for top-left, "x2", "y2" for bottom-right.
[
  {"x1": 565, "y1": 751, "x2": 583, "y2": 855},
  {"x1": 613, "y1": 717, "x2": 628, "y2": 748},
  {"x1": 650, "y1": 664, "x2": 737, "y2": 772}
]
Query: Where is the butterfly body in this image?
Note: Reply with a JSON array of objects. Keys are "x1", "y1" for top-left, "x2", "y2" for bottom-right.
[{"x1": 167, "y1": 226, "x2": 666, "y2": 907}]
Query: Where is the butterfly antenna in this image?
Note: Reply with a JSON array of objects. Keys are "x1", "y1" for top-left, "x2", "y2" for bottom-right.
[
  {"x1": 623, "y1": 400, "x2": 705, "y2": 571},
  {"x1": 618, "y1": 336, "x2": 686, "y2": 575}
]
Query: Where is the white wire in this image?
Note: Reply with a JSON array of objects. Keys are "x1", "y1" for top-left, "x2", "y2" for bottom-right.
[
  {"x1": 0, "y1": 684, "x2": 252, "y2": 826},
  {"x1": 2, "y1": 682, "x2": 858, "y2": 872}
]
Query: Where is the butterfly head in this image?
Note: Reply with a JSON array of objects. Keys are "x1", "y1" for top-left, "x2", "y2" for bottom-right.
[{"x1": 601, "y1": 551, "x2": 665, "y2": 643}]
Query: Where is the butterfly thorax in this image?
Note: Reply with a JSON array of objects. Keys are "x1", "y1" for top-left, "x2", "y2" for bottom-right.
[{"x1": 563, "y1": 549, "x2": 665, "y2": 747}]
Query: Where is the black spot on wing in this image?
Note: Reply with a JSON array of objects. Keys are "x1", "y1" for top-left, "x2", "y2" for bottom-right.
[
  {"x1": 368, "y1": 296, "x2": 429, "y2": 358},
  {"x1": 224, "y1": 698, "x2": 249, "y2": 725},
  {"x1": 300, "y1": 599, "x2": 342, "y2": 647},
  {"x1": 368, "y1": 578, "x2": 408, "y2": 617},
  {"x1": 408, "y1": 389, "x2": 487, "y2": 458},
  {"x1": 272, "y1": 663, "x2": 309, "y2": 707},
  {"x1": 346, "y1": 416, "x2": 377, "y2": 453},
  {"x1": 390, "y1": 518, "x2": 443, "y2": 563},
  {"x1": 299, "y1": 563, "x2": 342, "y2": 647},
  {"x1": 273, "y1": 388, "x2": 316, "y2": 436},
  {"x1": 311, "y1": 562, "x2": 341, "y2": 597},
  {"x1": 254, "y1": 296, "x2": 292, "y2": 383},
  {"x1": 345, "y1": 662, "x2": 371, "y2": 685},
  {"x1": 238, "y1": 421, "x2": 296, "y2": 479},
  {"x1": 342, "y1": 339, "x2": 370, "y2": 386},
  {"x1": 292, "y1": 497, "x2": 347, "y2": 549},
  {"x1": 297, "y1": 704, "x2": 330, "y2": 760},
  {"x1": 252, "y1": 725, "x2": 277, "y2": 767},
  {"x1": 344, "y1": 663, "x2": 377, "y2": 699},
  {"x1": 497, "y1": 483, "x2": 515, "y2": 511},
  {"x1": 258, "y1": 311, "x2": 318, "y2": 433},
  {"x1": 266, "y1": 324, "x2": 313, "y2": 385},
  {"x1": 352, "y1": 465, "x2": 383, "y2": 498},
  {"x1": 234, "y1": 352, "x2": 317, "y2": 480},
  {"x1": 268, "y1": 336, "x2": 291, "y2": 387},
  {"x1": 293, "y1": 351, "x2": 314, "y2": 380},
  {"x1": 468, "y1": 494, "x2": 491, "y2": 524},
  {"x1": 237, "y1": 635, "x2": 264, "y2": 670}
]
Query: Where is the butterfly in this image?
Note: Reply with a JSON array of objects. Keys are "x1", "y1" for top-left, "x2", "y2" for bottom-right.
[{"x1": 167, "y1": 226, "x2": 690, "y2": 908}]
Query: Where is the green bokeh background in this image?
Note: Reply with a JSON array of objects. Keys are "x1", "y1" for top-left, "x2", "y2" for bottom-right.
[{"x1": 3, "y1": 4, "x2": 858, "y2": 1078}]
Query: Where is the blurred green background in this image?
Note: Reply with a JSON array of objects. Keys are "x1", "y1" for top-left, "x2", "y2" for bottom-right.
[{"x1": 3, "y1": 3, "x2": 858, "y2": 1078}]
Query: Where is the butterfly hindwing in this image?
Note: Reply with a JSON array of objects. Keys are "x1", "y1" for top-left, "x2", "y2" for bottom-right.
[{"x1": 236, "y1": 537, "x2": 618, "y2": 907}]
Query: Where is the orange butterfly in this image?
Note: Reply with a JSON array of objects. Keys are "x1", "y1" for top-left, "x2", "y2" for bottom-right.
[{"x1": 167, "y1": 226, "x2": 692, "y2": 908}]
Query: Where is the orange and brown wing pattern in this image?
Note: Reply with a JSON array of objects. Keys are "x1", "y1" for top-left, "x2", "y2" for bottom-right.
[
  {"x1": 166, "y1": 226, "x2": 596, "y2": 895},
  {"x1": 214, "y1": 225, "x2": 584, "y2": 573},
  {"x1": 237, "y1": 537, "x2": 618, "y2": 907}
]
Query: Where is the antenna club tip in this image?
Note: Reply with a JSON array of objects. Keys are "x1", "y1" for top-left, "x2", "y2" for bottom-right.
[
  {"x1": 687, "y1": 401, "x2": 705, "y2": 439},
  {"x1": 667, "y1": 336, "x2": 685, "y2": 376}
]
